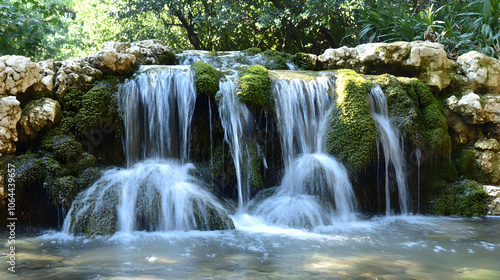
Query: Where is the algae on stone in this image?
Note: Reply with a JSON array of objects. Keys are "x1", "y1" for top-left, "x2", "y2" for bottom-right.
[
  {"x1": 237, "y1": 65, "x2": 273, "y2": 110},
  {"x1": 191, "y1": 61, "x2": 220, "y2": 98},
  {"x1": 430, "y1": 179, "x2": 488, "y2": 217},
  {"x1": 326, "y1": 69, "x2": 376, "y2": 170}
]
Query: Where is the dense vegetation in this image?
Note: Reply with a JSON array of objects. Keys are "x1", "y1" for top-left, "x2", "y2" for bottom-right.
[{"x1": 1, "y1": 0, "x2": 499, "y2": 61}]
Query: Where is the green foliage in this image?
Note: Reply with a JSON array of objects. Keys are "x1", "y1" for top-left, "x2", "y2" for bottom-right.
[
  {"x1": 357, "y1": 0, "x2": 500, "y2": 58},
  {"x1": 191, "y1": 61, "x2": 219, "y2": 98},
  {"x1": 327, "y1": 69, "x2": 376, "y2": 170},
  {"x1": 430, "y1": 179, "x2": 488, "y2": 217},
  {"x1": 0, "y1": 0, "x2": 63, "y2": 59},
  {"x1": 237, "y1": 65, "x2": 272, "y2": 109}
]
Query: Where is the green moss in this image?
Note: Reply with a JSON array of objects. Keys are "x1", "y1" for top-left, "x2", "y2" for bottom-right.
[
  {"x1": 237, "y1": 65, "x2": 272, "y2": 110},
  {"x1": 430, "y1": 180, "x2": 488, "y2": 217},
  {"x1": 242, "y1": 47, "x2": 262, "y2": 55},
  {"x1": 292, "y1": 53, "x2": 317, "y2": 70},
  {"x1": 59, "y1": 86, "x2": 86, "y2": 111},
  {"x1": 438, "y1": 158, "x2": 459, "y2": 182},
  {"x1": 76, "y1": 167, "x2": 101, "y2": 190},
  {"x1": 326, "y1": 69, "x2": 376, "y2": 170},
  {"x1": 44, "y1": 176, "x2": 79, "y2": 206},
  {"x1": 41, "y1": 134, "x2": 82, "y2": 163},
  {"x1": 261, "y1": 50, "x2": 292, "y2": 70},
  {"x1": 191, "y1": 61, "x2": 220, "y2": 98},
  {"x1": 14, "y1": 153, "x2": 44, "y2": 186},
  {"x1": 75, "y1": 85, "x2": 113, "y2": 135},
  {"x1": 158, "y1": 51, "x2": 177, "y2": 65},
  {"x1": 248, "y1": 142, "x2": 264, "y2": 190}
]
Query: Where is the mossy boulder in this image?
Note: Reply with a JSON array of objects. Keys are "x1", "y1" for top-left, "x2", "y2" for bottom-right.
[
  {"x1": 326, "y1": 69, "x2": 376, "y2": 170},
  {"x1": 75, "y1": 85, "x2": 115, "y2": 136},
  {"x1": 44, "y1": 176, "x2": 79, "y2": 207},
  {"x1": 237, "y1": 65, "x2": 272, "y2": 110},
  {"x1": 430, "y1": 180, "x2": 488, "y2": 217},
  {"x1": 292, "y1": 53, "x2": 318, "y2": 70},
  {"x1": 371, "y1": 75, "x2": 451, "y2": 157},
  {"x1": 191, "y1": 61, "x2": 220, "y2": 98},
  {"x1": 242, "y1": 47, "x2": 262, "y2": 56},
  {"x1": 261, "y1": 50, "x2": 292, "y2": 70}
]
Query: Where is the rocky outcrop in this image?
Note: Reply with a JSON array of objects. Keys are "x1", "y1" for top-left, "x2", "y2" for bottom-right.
[
  {"x1": 54, "y1": 57, "x2": 103, "y2": 98},
  {"x1": 0, "y1": 56, "x2": 42, "y2": 96},
  {"x1": 33, "y1": 59, "x2": 56, "y2": 93},
  {"x1": 456, "y1": 51, "x2": 500, "y2": 94},
  {"x1": 482, "y1": 185, "x2": 500, "y2": 215},
  {"x1": 0, "y1": 96, "x2": 22, "y2": 156},
  {"x1": 317, "y1": 41, "x2": 453, "y2": 91},
  {"x1": 101, "y1": 39, "x2": 175, "y2": 65},
  {"x1": 91, "y1": 50, "x2": 136, "y2": 75},
  {"x1": 473, "y1": 139, "x2": 500, "y2": 185},
  {"x1": 18, "y1": 98, "x2": 61, "y2": 139}
]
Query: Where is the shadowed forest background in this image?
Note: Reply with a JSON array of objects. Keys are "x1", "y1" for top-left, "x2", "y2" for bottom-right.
[{"x1": 1, "y1": 0, "x2": 500, "y2": 61}]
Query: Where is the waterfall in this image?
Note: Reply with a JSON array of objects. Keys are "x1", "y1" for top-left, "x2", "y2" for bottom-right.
[
  {"x1": 63, "y1": 66, "x2": 233, "y2": 235},
  {"x1": 120, "y1": 66, "x2": 197, "y2": 165},
  {"x1": 368, "y1": 85, "x2": 409, "y2": 215},
  {"x1": 251, "y1": 73, "x2": 358, "y2": 227},
  {"x1": 217, "y1": 71, "x2": 253, "y2": 210},
  {"x1": 416, "y1": 148, "x2": 422, "y2": 214}
]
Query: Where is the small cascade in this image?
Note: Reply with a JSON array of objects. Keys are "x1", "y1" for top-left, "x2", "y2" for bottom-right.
[
  {"x1": 63, "y1": 66, "x2": 234, "y2": 235},
  {"x1": 177, "y1": 50, "x2": 297, "y2": 69},
  {"x1": 120, "y1": 66, "x2": 197, "y2": 165},
  {"x1": 251, "y1": 73, "x2": 358, "y2": 227},
  {"x1": 368, "y1": 85, "x2": 409, "y2": 215},
  {"x1": 217, "y1": 71, "x2": 254, "y2": 210},
  {"x1": 416, "y1": 148, "x2": 422, "y2": 213}
]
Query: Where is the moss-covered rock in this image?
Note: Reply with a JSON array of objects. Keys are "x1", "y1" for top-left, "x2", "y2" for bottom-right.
[
  {"x1": 371, "y1": 74, "x2": 451, "y2": 157},
  {"x1": 75, "y1": 85, "x2": 114, "y2": 135},
  {"x1": 292, "y1": 53, "x2": 318, "y2": 70},
  {"x1": 191, "y1": 61, "x2": 219, "y2": 98},
  {"x1": 430, "y1": 180, "x2": 488, "y2": 217},
  {"x1": 326, "y1": 69, "x2": 376, "y2": 170},
  {"x1": 237, "y1": 65, "x2": 272, "y2": 110},
  {"x1": 242, "y1": 47, "x2": 262, "y2": 56},
  {"x1": 261, "y1": 50, "x2": 292, "y2": 70},
  {"x1": 44, "y1": 176, "x2": 79, "y2": 206},
  {"x1": 42, "y1": 134, "x2": 83, "y2": 163},
  {"x1": 14, "y1": 153, "x2": 44, "y2": 186}
]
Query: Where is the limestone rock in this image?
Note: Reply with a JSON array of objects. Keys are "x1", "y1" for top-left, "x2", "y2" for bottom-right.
[
  {"x1": 473, "y1": 139, "x2": 500, "y2": 184},
  {"x1": 483, "y1": 94, "x2": 500, "y2": 124},
  {"x1": 0, "y1": 96, "x2": 22, "y2": 156},
  {"x1": 456, "y1": 51, "x2": 500, "y2": 93},
  {"x1": 102, "y1": 39, "x2": 175, "y2": 65},
  {"x1": 33, "y1": 59, "x2": 55, "y2": 93},
  {"x1": 91, "y1": 50, "x2": 136, "y2": 75},
  {"x1": 446, "y1": 110, "x2": 476, "y2": 146},
  {"x1": 54, "y1": 58, "x2": 102, "y2": 98},
  {"x1": 317, "y1": 46, "x2": 359, "y2": 70},
  {"x1": 474, "y1": 138, "x2": 500, "y2": 152},
  {"x1": 447, "y1": 93, "x2": 487, "y2": 124},
  {"x1": 0, "y1": 55, "x2": 42, "y2": 96},
  {"x1": 19, "y1": 98, "x2": 61, "y2": 139},
  {"x1": 482, "y1": 185, "x2": 500, "y2": 215}
]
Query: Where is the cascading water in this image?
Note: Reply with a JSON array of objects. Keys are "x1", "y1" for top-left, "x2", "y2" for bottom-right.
[
  {"x1": 63, "y1": 66, "x2": 234, "y2": 235},
  {"x1": 368, "y1": 85, "x2": 410, "y2": 215},
  {"x1": 217, "y1": 71, "x2": 254, "y2": 210},
  {"x1": 250, "y1": 72, "x2": 358, "y2": 227}
]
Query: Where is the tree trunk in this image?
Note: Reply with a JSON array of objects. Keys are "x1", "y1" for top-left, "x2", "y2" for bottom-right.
[{"x1": 174, "y1": 11, "x2": 205, "y2": 50}]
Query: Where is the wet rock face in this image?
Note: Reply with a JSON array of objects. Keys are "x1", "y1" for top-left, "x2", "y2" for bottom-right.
[
  {"x1": 0, "y1": 55, "x2": 42, "y2": 96},
  {"x1": 0, "y1": 96, "x2": 22, "y2": 156}
]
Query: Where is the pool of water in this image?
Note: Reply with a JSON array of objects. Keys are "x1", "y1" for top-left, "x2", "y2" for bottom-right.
[{"x1": 2, "y1": 215, "x2": 499, "y2": 279}]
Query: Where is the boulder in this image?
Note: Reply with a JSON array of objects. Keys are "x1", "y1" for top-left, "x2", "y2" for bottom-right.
[
  {"x1": 0, "y1": 55, "x2": 42, "y2": 96},
  {"x1": 482, "y1": 185, "x2": 500, "y2": 215},
  {"x1": 102, "y1": 39, "x2": 175, "y2": 65},
  {"x1": 33, "y1": 59, "x2": 55, "y2": 93},
  {"x1": 0, "y1": 96, "x2": 22, "y2": 156},
  {"x1": 473, "y1": 139, "x2": 500, "y2": 185},
  {"x1": 447, "y1": 93, "x2": 487, "y2": 124},
  {"x1": 317, "y1": 46, "x2": 359, "y2": 70},
  {"x1": 483, "y1": 94, "x2": 500, "y2": 124},
  {"x1": 54, "y1": 58, "x2": 102, "y2": 99},
  {"x1": 91, "y1": 50, "x2": 136, "y2": 75},
  {"x1": 18, "y1": 98, "x2": 61, "y2": 139},
  {"x1": 456, "y1": 51, "x2": 500, "y2": 94}
]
